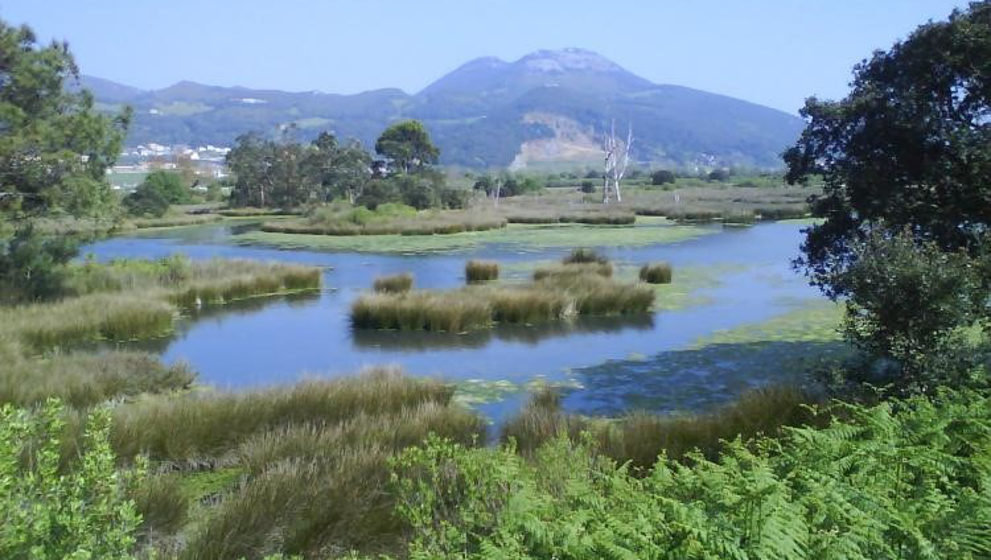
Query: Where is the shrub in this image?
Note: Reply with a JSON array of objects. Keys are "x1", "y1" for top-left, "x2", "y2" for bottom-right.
[
  {"x1": 562, "y1": 248, "x2": 608, "y2": 265},
  {"x1": 373, "y1": 273, "x2": 414, "y2": 294},
  {"x1": 639, "y1": 262, "x2": 672, "y2": 284},
  {"x1": 580, "y1": 180, "x2": 595, "y2": 193},
  {"x1": 651, "y1": 169, "x2": 676, "y2": 185},
  {"x1": 0, "y1": 399, "x2": 142, "y2": 558},
  {"x1": 465, "y1": 260, "x2": 499, "y2": 283}
]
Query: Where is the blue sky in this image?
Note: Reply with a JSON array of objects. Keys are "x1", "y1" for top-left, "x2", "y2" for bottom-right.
[{"x1": 0, "y1": 0, "x2": 968, "y2": 114}]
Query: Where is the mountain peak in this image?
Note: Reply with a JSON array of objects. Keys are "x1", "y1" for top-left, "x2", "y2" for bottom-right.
[{"x1": 516, "y1": 48, "x2": 622, "y2": 73}]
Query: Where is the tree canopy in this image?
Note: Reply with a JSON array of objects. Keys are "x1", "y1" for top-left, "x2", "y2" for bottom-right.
[
  {"x1": 374, "y1": 120, "x2": 439, "y2": 174},
  {"x1": 0, "y1": 20, "x2": 130, "y2": 218},
  {"x1": 784, "y1": 1, "x2": 991, "y2": 296}
]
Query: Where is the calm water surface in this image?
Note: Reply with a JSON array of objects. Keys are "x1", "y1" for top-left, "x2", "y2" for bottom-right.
[{"x1": 82, "y1": 222, "x2": 823, "y2": 419}]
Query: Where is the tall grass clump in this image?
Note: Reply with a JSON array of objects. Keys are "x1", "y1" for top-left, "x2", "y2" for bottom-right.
[
  {"x1": 533, "y1": 261, "x2": 613, "y2": 281},
  {"x1": 563, "y1": 247, "x2": 609, "y2": 265},
  {"x1": 373, "y1": 273, "x2": 413, "y2": 294},
  {"x1": 176, "y1": 390, "x2": 485, "y2": 559},
  {"x1": 262, "y1": 204, "x2": 506, "y2": 236},
  {"x1": 502, "y1": 384, "x2": 819, "y2": 468},
  {"x1": 351, "y1": 292, "x2": 492, "y2": 332},
  {"x1": 110, "y1": 368, "x2": 455, "y2": 462},
  {"x1": 639, "y1": 262, "x2": 673, "y2": 284},
  {"x1": 1, "y1": 294, "x2": 177, "y2": 352},
  {"x1": 487, "y1": 288, "x2": 571, "y2": 324},
  {"x1": 0, "y1": 352, "x2": 194, "y2": 407},
  {"x1": 465, "y1": 260, "x2": 499, "y2": 283}
]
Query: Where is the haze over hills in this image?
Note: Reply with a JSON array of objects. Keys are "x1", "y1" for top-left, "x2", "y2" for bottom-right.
[{"x1": 84, "y1": 48, "x2": 804, "y2": 169}]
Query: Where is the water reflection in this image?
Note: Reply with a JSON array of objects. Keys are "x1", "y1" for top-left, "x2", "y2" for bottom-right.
[{"x1": 352, "y1": 313, "x2": 654, "y2": 351}]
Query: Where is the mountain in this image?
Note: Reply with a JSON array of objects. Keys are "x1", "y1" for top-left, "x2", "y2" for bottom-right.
[{"x1": 83, "y1": 48, "x2": 804, "y2": 168}]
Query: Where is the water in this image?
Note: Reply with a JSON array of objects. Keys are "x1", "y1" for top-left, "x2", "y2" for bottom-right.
[{"x1": 82, "y1": 221, "x2": 825, "y2": 418}]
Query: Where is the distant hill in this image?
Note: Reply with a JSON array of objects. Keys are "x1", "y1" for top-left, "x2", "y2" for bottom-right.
[{"x1": 82, "y1": 48, "x2": 804, "y2": 169}]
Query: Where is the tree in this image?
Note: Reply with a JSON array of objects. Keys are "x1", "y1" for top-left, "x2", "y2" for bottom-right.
[
  {"x1": 840, "y1": 229, "x2": 986, "y2": 392},
  {"x1": 141, "y1": 171, "x2": 189, "y2": 205},
  {"x1": 784, "y1": 2, "x2": 991, "y2": 297},
  {"x1": 374, "y1": 120, "x2": 439, "y2": 174},
  {"x1": 651, "y1": 169, "x2": 676, "y2": 186},
  {"x1": 0, "y1": 20, "x2": 130, "y2": 219},
  {"x1": 601, "y1": 121, "x2": 632, "y2": 203},
  {"x1": 0, "y1": 225, "x2": 77, "y2": 303},
  {"x1": 308, "y1": 132, "x2": 371, "y2": 204}
]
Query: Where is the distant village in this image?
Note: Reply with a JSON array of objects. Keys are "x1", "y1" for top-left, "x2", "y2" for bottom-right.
[{"x1": 108, "y1": 143, "x2": 232, "y2": 191}]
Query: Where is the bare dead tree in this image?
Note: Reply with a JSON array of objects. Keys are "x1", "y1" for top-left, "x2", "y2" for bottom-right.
[{"x1": 601, "y1": 120, "x2": 633, "y2": 203}]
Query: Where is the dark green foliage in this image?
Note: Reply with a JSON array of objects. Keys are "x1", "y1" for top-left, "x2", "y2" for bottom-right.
[
  {"x1": 0, "y1": 226, "x2": 78, "y2": 303},
  {"x1": 354, "y1": 178, "x2": 399, "y2": 210},
  {"x1": 375, "y1": 120, "x2": 439, "y2": 174},
  {"x1": 785, "y1": 2, "x2": 991, "y2": 296},
  {"x1": 394, "y1": 389, "x2": 991, "y2": 559},
  {"x1": 651, "y1": 169, "x2": 676, "y2": 185},
  {"x1": 707, "y1": 168, "x2": 731, "y2": 181},
  {"x1": 139, "y1": 171, "x2": 189, "y2": 205},
  {"x1": 840, "y1": 229, "x2": 987, "y2": 392},
  {"x1": 639, "y1": 262, "x2": 673, "y2": 284},
  {"x1": 580, "y1": 180, "x2": 596, "y2": 193},
  {"x1": 374, "y1": 273, "x2": 413, "y2": 294},
  {"x1": 227, "y1": 131, "x2": 371, "y2": 209},
  {"x1": 122, "y1": 181, "x2": 169, "y2": 217},
  {"x1": 0, "y1": 20, "x2": 129, "y2": 218},
  {"x1": 465, "y1": 260, "x2": 499, "y2": 283}
]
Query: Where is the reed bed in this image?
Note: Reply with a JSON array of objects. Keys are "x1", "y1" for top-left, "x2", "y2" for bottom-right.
[
  {"x1": 262, "y1": 210, "x2": 506, "y2": 236},
  {"x1": 502, "y1": 385, "x2": 821, "y2": 469},
  {"x1": 505, "y1": 210, "x2": 636, "y2": 225},
  {"x1": 0, "y1": 351, "x2": 194, "y2": 407},
  {"x1": 217, "y1": 207, "x2": 301, "y2": 217},
  {"x1": 351, "y1": 266, "x2": 653, "y2": 332},
  {"x1": 626, "y1": 185, "x2": 810, "y2": 223},
  {"x1": 110, "y1": 368, "x2": 455, "y2": 462},
  {"x1": 351, "y1": 291, "x2": 493, "y2": 332},
  {"x1": 533, "y1": 262, "x2": 613, "y2": 281},
  {"x1": 0, "y1": 293, "x2": 177, "y2": 352},
  {"x1": 129, "y1": 214, "x2": 222, "y2": 229},
  {"x1": 67, "y1": 256, "x2": 322, "y2": 306},
  {"x1": 639, "y1": 262, "x2": 673, "y2": 284},
  {"x1": 373, "y1": 273, "x2": 413, "y2": 294},
  {"x1": 465, "y1": 260, "x2": 499, "y2": 283},
  {"x1": 180, "y1": 402, "x2": 485, "y2": 559}
]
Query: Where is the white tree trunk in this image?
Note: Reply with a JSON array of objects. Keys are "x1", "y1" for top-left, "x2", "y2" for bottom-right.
[{"x1": 601, "y1": 121, "x2": 632, "y2": 204}]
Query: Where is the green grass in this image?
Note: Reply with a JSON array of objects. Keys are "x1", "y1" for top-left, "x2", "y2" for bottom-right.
[
  {"x1": 639, "y1": 262, "x2": 672, "y2": 284},
  {"x1": 235, "y1": 218, "x2": 715, "y2": 253},
  {"x1": 262, "y1": 204, "x2": 506, "y2": 236},
  {"x1": 465, "y1": 260, "x2": 499, "y2": 283},
  {"x1": 128, "y1": 214, "x2": 223, "y2": 229},
  {"x1": 0, "y1": 352, "x2": 194, "y2": 408},
  {"x1": 109, "y1": 368, "x2": 456, "y2": 463},
  {"x1": 533, "y1": 262, "x2": 613, "y2": 281},
  {"x1": 373, "y1": 273, "x2": 414, "y2": 294}
]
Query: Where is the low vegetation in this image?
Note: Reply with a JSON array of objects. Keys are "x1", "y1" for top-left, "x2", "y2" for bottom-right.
[
  {"x1": 373, "y1": 273, "x2": 414, "y2": 294},
  {"x1": 352, "y1": 258, "x2": 653, "y2": 333},
  {"x1": 639, "y1": 262, "x2": 673, "y2": 284},
  {"x1": 262, "y1": 203, "x2": 506, "y2": 236},
  {"x1": 465, "y1": 260, "x2": 499, "y2": 283}
]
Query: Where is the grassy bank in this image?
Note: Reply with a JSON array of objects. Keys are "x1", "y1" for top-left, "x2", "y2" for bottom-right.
[
  {"x1": 237, "y1": 217, "x2": 713, "y2": 253},
  {"x1": 262, "y1": 204, "x2": 506, "y2": 236}
]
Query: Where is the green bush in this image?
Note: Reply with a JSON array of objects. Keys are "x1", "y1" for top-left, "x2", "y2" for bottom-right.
[
  {"x1": 392, "y1": 390, "x2": 991, "y2": 559},
  {"x1": 0, "y1": 226, "x2": 78, "y2": 303},
  {"x1": 0, "y1": 399, "x2": 142, "y2": 558},
  {"x1": 651, "y1": 169, "x2": 676, "y2": 185}
]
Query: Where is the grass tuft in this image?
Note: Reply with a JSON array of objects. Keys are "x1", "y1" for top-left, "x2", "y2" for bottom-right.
[
  {"x1": 639, "y1": 262, "x2": 673, "y2": 284},
  {"x1": 465, "y1": 260, "x2": 499, "y2": 283},
  {"x1": 373, "y1": 273, "x2": 413, "y2": 294},
  {"x1": 563, "y1": 248, "x2": 609, "y2": 265}
]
